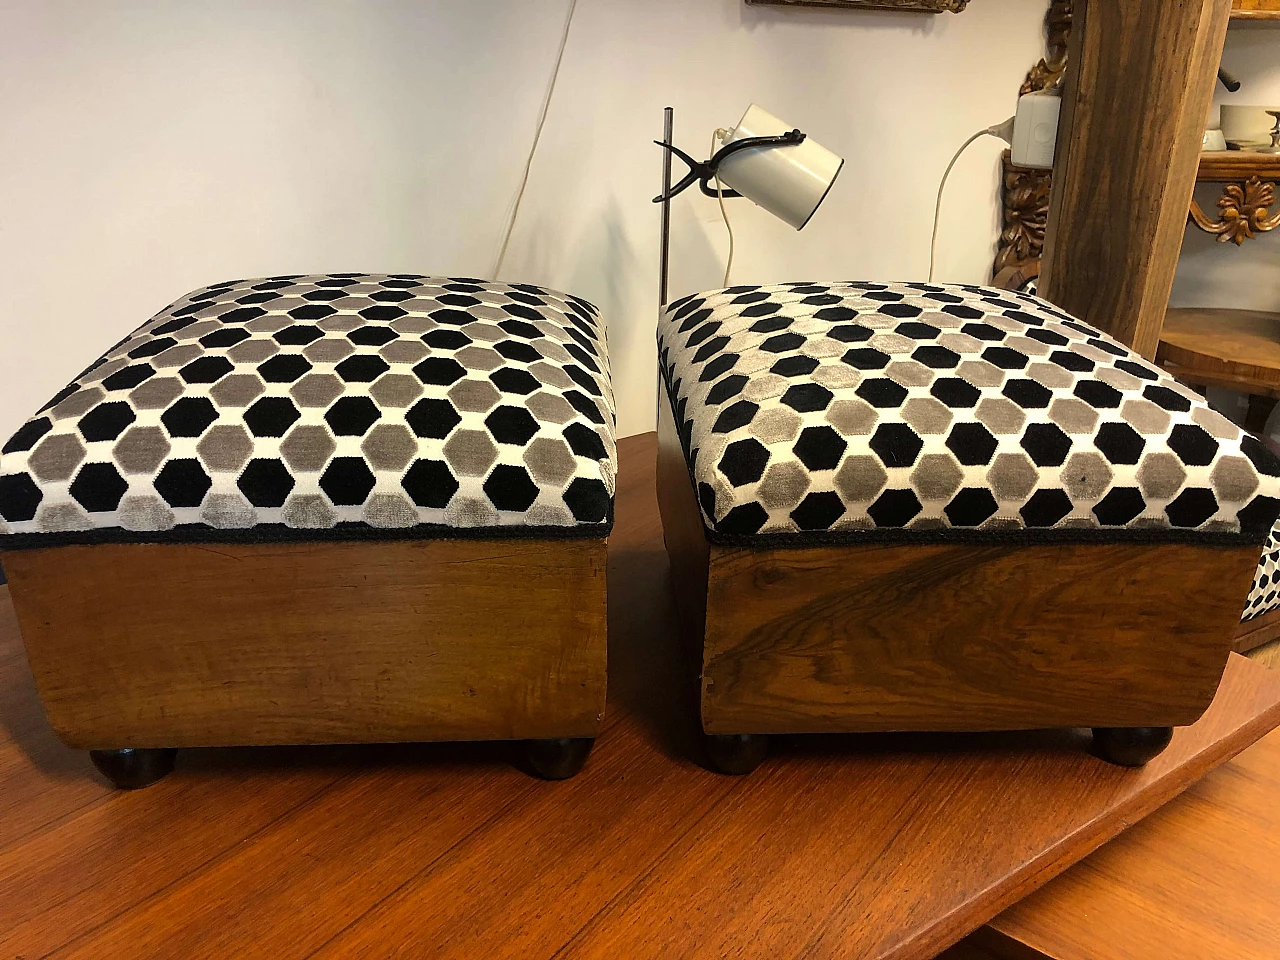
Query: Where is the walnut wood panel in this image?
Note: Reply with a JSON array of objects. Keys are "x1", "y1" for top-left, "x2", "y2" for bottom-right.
[
  {"x1": 1157, "y1": 307, "x2": 1280, "y2": 394},
  {"x1": 964, "y1": 723, "x2": 1280, "y2": 960},
  {"x1": 1040, "y1": 0, "x2": 1232, "y2": 358},
  {"x1": 1, "y1": 536, "x2": 607, "y2": 748},
  {"x1": 1, "y1": 435, "x2": 1280, "y2": 959},
  {"x1": 701, "y1": 539, "x2": 1256, "y2": 735},
  {"x1": 656, "y1": 383, "x2": 709, "y2": 657}
]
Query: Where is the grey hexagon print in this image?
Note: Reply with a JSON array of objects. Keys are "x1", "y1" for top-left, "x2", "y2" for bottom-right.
[
  {"x1": 0, "y1": 275, "x2": 615, "y2": 546},
  {"x1": 1245, "y1": 520, "x2": 1280, "y2": 621},
  {"x1": 658, "y1": 281, "x2": 1280, "y2": 544}
]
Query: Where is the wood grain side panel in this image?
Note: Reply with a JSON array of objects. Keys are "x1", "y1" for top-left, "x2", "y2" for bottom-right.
[
  {"x1": 3, "y1": 537, "x2": 607, "y2": 747},
  {"x1": 655, "y1": 384, "x2": 710, "y2": 659},
  {"x1": 702, "y1": 539, "x2": 1255, "y2": 735}
]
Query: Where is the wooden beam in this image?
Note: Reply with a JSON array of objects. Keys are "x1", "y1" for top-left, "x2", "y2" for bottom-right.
[{"x1": 1039, "y1": 0, "x2": 1232, "y2": 358}]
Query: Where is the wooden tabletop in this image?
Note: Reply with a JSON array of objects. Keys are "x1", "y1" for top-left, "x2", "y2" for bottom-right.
[
  {"x1": 961, "y1": 724, "x2": 1280, "y2": 959},
  {"x1": 3, "y1": 433, "x2": 1280, "y2": 960}
]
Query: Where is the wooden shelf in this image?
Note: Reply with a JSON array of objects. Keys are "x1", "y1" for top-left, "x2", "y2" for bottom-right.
[
  {"x1": 1197, "y1": 152, "x2": 1280, "y2": 181},
  {"x1": 1232, "y1": 0, "x2": 1280, "y2": 19},
  {"x1": 1157, "y1": 308, "x2": 1280, "y2": 396}
]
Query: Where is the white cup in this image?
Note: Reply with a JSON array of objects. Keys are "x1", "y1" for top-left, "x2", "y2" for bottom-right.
[{"x1": 1220, "y1": 104, "x2": 1276, "y2": 144}]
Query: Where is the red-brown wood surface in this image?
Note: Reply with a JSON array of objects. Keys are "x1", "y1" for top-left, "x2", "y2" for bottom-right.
[
  {"x1": 962, "y1": 725, "x2": 1280, "y2": 959},
  {"x1": 1, "y1": 433, "x2": 1278, "y2": 960}
]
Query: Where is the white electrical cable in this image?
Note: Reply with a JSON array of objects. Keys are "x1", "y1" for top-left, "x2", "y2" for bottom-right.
[
  {"x1": 928, "y1": 118, "x2": 1015, "y2": 284},
  {"x1": 711, "y1": 128, "x2": 735, "y2": 288},
  {"x1": 492, "y1": 0, "x2": 579, "y2": 280}
]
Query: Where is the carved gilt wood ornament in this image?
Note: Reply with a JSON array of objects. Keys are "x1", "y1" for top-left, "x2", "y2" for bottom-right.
[
  {"x1": 1020, "y1": 0, "x2": 1073, "y2": 95},
  {"x1": 994, "y1": 159, "x2": 1053, "y2": 275},
  {"x1": 1189, "y1": 176, "x2": 1280, "y2": 244},
  {"x1": 993, "y1": 0, "x2": 1072, "y2": 283},
  {"x1": 745, "y1": 0, "x2": 969, "y2": 12}
]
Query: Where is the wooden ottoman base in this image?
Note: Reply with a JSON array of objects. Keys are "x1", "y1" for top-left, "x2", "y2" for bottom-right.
[
  {"x1": 657, "y1": 399, "x2": 1260, "y2": 769},
  {"x1": 2, "y1": 536, "x2": 607, "y2": 773}
]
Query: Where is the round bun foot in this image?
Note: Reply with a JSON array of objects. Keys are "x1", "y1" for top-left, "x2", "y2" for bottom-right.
[
  {"x1": 522, "y1": 738, "x2": 594, "y2": 780},
  {"x1": 702, "y1": 733, "x2": 769, "y2": 776},
  {"x1": 1091, "y1": 727, "x2": 1174, "y2": 768},
  {"x1": 90, "y1": 748, "x2": 178, "y2": 789}
]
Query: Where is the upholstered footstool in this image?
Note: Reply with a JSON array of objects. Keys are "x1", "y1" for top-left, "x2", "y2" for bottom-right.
[
  {"x1": 0, "y1": 275, "x2": 614, "y2": 785},
  {"x1": 656, "y1": 281, "x2": 1280, "y2": 775}
]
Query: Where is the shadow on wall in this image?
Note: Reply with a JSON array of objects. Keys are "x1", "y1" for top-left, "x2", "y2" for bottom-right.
[
  {"x1": 501, "y1": 185, "x2": 728, "y2": 432},
  {"x1": 507, "y1": 195, "x2": 644, "y2": 319},
  {"x1": 668, "y1": 197, "x2": 739, "y2": 301}
]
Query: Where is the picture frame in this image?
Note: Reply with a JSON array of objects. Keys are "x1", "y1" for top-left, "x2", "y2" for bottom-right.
[{"x1": 745, "y1": 0, "x2": 969, "y2": 12}]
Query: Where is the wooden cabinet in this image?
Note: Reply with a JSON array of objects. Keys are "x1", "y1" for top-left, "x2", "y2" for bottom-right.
[{"x1": 1156, "y1": 154, "x2": 1280, "y2": 400}]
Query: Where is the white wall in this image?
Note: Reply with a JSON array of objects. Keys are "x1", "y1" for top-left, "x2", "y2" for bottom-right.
[
  {"x1": 0, "y1": 0, "x2": 1049, "y2": 442},
  {"x1": 1172, "y1": 22, "x2": 1280, "y2": 312}
]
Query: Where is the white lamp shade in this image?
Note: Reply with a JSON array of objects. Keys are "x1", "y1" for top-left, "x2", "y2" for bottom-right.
[{"x1": 716, "y1": 104, "x2": 844, "y2": 230}]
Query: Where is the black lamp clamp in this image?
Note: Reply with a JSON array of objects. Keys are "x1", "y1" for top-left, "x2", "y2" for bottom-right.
[{"x1": 651, "y1": 129, "x2": 807, "y2": 203}]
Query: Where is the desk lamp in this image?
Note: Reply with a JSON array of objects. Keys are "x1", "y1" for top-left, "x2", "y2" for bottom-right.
[{"x1": 654, "y1": 104, "x2": 844, "y2": 305}]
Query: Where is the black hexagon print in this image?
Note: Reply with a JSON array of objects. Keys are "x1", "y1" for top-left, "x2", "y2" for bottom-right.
[
  {"x1": 1245, "y1": 523, "x2": 1280, "y2": 621},
  {"x1": 0, "y1": 276, "x2": 615, "y2": 544},
  {"x1": 658, "y1": 281, "x2": 1280, "y2": 543}
]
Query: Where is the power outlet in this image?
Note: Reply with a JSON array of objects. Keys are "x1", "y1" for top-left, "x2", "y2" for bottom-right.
[{"x1": 1011, "y1": 91, "x2": 1061, "y2": 170}]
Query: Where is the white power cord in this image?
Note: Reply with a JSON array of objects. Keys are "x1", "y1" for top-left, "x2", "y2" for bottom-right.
[
  {"x1": 928, "y1": 117, "x2": 1015, "y2": 284},
  {"x1": 492, "y1": 0, "x2": 579, "y2": 280},
  {"x1": 711, "y1": 128, "x2": 735, "y2": 288}
]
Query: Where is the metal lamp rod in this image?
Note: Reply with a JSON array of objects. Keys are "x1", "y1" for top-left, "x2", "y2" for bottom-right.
[{"x1": 660, "y1": 106, "x2": 673, "y2": 308}]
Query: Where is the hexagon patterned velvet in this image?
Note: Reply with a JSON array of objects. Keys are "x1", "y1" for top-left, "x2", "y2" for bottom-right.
[
  {"x1": 658, "y1": 281, "x2": 1280, "y2": 543},
  {"x1": 0, "y1": 275, "x2": 615, "y2": 545}
]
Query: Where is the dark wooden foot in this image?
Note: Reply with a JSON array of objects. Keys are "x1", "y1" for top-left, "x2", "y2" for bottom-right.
[
  {"x1": 702, "y1": 733, "x2": 769, "y2": 776},
  {"x1": 89, "y1": 748, "x2": 178, "y2": 789},
  {"x1": 522, "y1": 738, "x2": 594, "y2": 780},
  {"x1": 1091, "y1": 727, "x2": 1174, "y2": 768}
]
